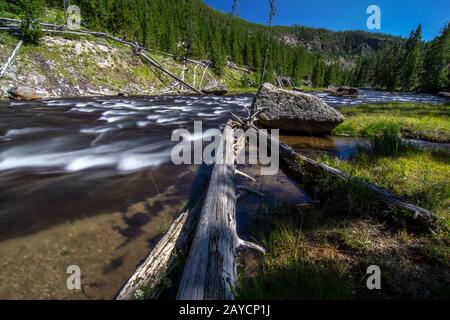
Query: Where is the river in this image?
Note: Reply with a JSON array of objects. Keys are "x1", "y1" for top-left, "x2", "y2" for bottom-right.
[{"x1": 0, "y1": 90, "x2": 448, "y2": 299}]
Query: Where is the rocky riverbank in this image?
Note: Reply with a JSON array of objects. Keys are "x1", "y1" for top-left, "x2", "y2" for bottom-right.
[{"x1": 0, "y1": 33, "x2": 255, "y2": 100}]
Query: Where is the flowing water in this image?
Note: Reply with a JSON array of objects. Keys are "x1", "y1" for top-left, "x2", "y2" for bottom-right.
[
  {"x1": 0, "y1": 90, "x2": 448, "y2": 299},
  {"x1": 313, "y1": 89, "x2": 450, "y2": 106}
]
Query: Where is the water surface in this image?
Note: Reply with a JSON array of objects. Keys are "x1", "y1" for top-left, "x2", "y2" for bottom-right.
[{"x1": 0, "y1": 90, "x2": 448, "y2": 299}]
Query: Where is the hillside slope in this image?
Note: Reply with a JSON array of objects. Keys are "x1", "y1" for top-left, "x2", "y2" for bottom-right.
[
  {"x1": 0, "y1": 32, "x2": 256, "y2": 100},
  {"x1": 1, "y1": 0, "x2": 404, "y2": 88}
]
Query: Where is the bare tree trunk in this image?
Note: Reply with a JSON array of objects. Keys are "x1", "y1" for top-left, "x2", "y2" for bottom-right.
[
  {"x1": 0, "y1": 39, "x2": 23, "y2": 79},
  {"x1": 176, "y1": 121, "x2": 264, "y2": 300}
]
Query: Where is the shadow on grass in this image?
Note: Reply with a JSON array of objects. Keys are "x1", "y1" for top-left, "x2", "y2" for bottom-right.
[
  {"x1": 236, "y1": 130, "x2": 449, "y2": 300},
  {"x1": 237, "y1": 258, "x2": 351, "y2": 300}
]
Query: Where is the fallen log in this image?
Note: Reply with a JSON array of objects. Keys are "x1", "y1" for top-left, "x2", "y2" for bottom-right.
[
  {"x1": 248, "y1": 123, "x2": 436, "y2": 226},
  {"x1": 177, "y1": 121, "x2": 263, "y2": 300},
  {"x1": 140, "y1": 52, "x2": 203, "y2": 95},
  {"x1": 226, "y1": 61, "x2": 251, "y2": 73},
  {"x1": 0, "y1": 39, "x2": 23, "y2": 79}
]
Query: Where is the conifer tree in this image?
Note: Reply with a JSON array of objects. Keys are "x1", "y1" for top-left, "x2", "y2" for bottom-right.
[
  {"x1": 420, "y1": 23, "x2": 450, "y2": 93},
  {"x1": 401, "y1": 25, "x2": 423, "y2": 91},
  {"x1": 18, "y1": 0, "x2": 44, "y2": 44}
]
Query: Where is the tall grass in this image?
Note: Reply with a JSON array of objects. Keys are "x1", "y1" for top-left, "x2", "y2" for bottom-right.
[{"x1": 333, "y1": 102, "x2": 450, "y2": 143}]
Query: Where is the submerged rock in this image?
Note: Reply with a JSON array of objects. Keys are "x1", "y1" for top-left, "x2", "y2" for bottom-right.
[
  {"x1": 8, "y1": 86, "x2": 41, "y2": 101},
  {"x1": 333, "y1": 86, "x2": 359, "y2": 97},
  {"x1": 202, "y1": 80, "x2": 228, "y2": 95},
  {"x1": 253, "y1": 83, "x2": 344, "y2": 134}
]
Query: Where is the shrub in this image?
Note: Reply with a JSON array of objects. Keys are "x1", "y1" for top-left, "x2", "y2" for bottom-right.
[{"x1": 18, "y1": 0, "x2": 44, "y2": 44}]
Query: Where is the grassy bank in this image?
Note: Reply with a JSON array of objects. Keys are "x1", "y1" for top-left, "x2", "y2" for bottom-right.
[
  {"x1": 237, "y1": 133, "x2": 449, "y2": 300},
  {"x1": 333, "y1": 102, "x2": 450, "y2": 143}
]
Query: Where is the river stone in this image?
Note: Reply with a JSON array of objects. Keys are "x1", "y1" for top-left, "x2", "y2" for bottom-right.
[
  {"x1": 202, "y1": 80, "x2": 228, "y2": 95},
  {"x1": 334, "y1": 86, "x2": 359, "y2": 97},
  {"x1": 8, "y1": 86, "x2": 41, "y2": 101},
  {"x1": 253, "y1": 83, "x2": 344, "y2": 134}
]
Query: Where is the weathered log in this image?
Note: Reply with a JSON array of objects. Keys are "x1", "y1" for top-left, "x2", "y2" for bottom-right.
[
  {"x1": 140, "y1": 52, "x2": 203, "y2": 95},
  {"x1": 199, "y1": 64, "x2": 209, "y2": 89},
  {"x1": 249, "y1": 123, "x2": 436, "y2": 226},
  {"x1": 0, "y1": 39, "x2": 23, "y2": 79},
  {"x1": 176, "y1": 121, "x2": 238, "y2": 300},
  {"x1": 226, "y1": 61, "x2": 251, "y2": 73},
  {"x1": 176, "y1": 121, "x2": 262, "y2": 300}
]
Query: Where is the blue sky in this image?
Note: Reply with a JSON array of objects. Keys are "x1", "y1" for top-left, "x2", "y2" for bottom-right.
[{"x1": 204, "y1": 0, "x2": 450, "y2": 41}]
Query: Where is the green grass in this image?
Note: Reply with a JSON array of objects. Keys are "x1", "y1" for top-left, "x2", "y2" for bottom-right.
[
  {"x1": 236, "y1": 205, "x2": 353, "y2": 300},
  {"x1": 322, "y1": 142, "x2": 449, "y2": 227},
  {"x1": 333, "y1": 102, "x2": 450, "y2": 143},
  {"x1": 238, "y1": 134, "x2": 449, "y2": 300},
  {"x1": 227, "y1": 87, "x2": 259, "y2": 94},
  {"x1": 301, "y1": 87, "x2": 327, "y2": 93}
]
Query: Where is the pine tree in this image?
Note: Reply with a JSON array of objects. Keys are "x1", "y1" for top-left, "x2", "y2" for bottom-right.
[
  {"x1": 420, "y1": 23, "x2": 450, "y2": 93},
  {"x1": 211, "y1": 28, "x2": 226, "y2": 75},
  {"x1": 311, "y1": 59, "x2": 325, "y2": 87},
  {"x1": 401, "y1": 25, "x2": 423, "y2": 91},
  {"x1": 18, "y1": 0, "x2": 44, "y2": 44}
]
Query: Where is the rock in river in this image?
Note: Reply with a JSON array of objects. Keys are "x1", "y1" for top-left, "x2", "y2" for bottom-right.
[
  {"x1": 202, "y1": 80, "x2": 228, "y2": 95},
  {"x1": 333, "y1": 86, "x2": 359, "y2": 97},
  {"x1": 253, "y1": 83, "x2": 344, "y2": 134},
  {"x1": 8, "y1": 86, "x2": 41, "y2": 101}
]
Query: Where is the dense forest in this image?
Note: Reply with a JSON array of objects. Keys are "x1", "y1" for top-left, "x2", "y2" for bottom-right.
[
  {"x1": 1, "y1": 0, "x2": 449, "y2": 92},
  {"x1": 352, "y1": 24, "x2": 450, "y2": 92}
]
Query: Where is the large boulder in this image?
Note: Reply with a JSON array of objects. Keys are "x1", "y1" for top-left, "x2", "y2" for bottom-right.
[
  {"x1": 8, "y1": 86, "x2": 41, "y2": 101},
  {"x1": 202, "y1": 80, "x2": 228, "y2": 95},
  {"x1": 253, "y1": 83, "x2": 344, "y2": 134}
]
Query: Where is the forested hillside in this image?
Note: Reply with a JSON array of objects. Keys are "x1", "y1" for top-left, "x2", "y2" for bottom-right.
[
  {"x1": 352, "y1": 24, "x2": 450, "y2": 92},
  {"x1": 1, "y1": 0, "x2": 449, "y2": 92}
]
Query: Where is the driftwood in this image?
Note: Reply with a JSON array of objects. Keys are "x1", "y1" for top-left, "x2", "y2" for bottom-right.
[
  {"x1": 227, "y1": 61, "x2": 251, "y2": 73},
  {"x1": 0, "y1": 39, "x2": 23, "y2": 79},
  {"x1": 176, "y1": 121, "x2": 264, "y2": 300},
  {"x1": 199, "y1": 64, "x2": 209, "y2": 89},
  {"x1": 140, "y1": 52, "x2": 202, "y2": 94},
  {"x1": 248, "y1": 123, "x2": 436, "y2": 226},
  {"x1": 273, "y1": 72, "x2": 283, "y2": 88}
]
